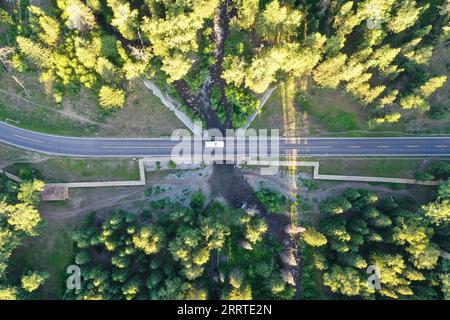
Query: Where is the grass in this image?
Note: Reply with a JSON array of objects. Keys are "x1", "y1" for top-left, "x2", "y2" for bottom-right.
[
  {"x1": 0, "y1": 72, "x2": 185, "y2": 138},
  {"x1": 318, "y1": 158, "x2": 425, "y2": 179},
  {"x1": 0, "y1": 101, "x2": 99, "y2": 137},
  {"x1": 251, "y1": 83, "x2": 367, "y2": 136},
  {"x1": 250, "y1": 82, "x2": 310, "y2": 136},
  {"x1": 268, "y1": 156, "x2": 426, "y2": 180},
  {"x1": 280, "y1": 156, "x2": 436, "y2": 181},
  {"x1": 0, "y1": 72, "x2": 101, "y2": 136},
  {"x1": 300, "y1": 87, "x2": 364, "y2": 132},
  {"x1": 98, "y1": 81, "x2": 185, "y2": 137},
  {"x1": 6, "y1": 158, "x2": 141, "y2": 183},
  {"x1": 250, "y1": 86, "x2": 287, "y2": 131},
  {"x1": 317, "y1": 109, "x2": 358, "y2": 131},
  {"x1": 0, "y1": 143, "x2": 28, "y2": 167},
  {"x1": 245, "y1": 157, "x2": 430, "y2": 180},
  {"x1": 9, "y1": 220, "x2": 76, "y2": 299}
]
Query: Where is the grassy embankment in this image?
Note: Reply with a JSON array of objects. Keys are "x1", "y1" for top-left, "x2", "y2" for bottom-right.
[{"x1": 0, "y1": 72, "x2": 184, "y2": 137}]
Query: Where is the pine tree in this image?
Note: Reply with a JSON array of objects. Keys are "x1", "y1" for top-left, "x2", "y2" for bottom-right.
[
  {"x1": 16, "y1": 37, "x2": 52, "y2": 68},
  {"x1": 387, "y1": 0, "x2": 423, "y2": 34},
  {"x1": 257, "y1": 0, "x2": 302, "y2": 43},
  {"x1": 108, "y1": 1, "x2": 139, "y2": 40},
  {"x1": 236, "y1": 0, "x2": 259, "y2": 30},
  {"x1": 132, "y1": 225, "x2": 165, "y2": 255}
]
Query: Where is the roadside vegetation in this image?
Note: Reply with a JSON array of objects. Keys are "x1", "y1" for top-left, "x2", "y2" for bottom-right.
[
  {"x1": 6, "y1": 158, "x2": 140, "y2": 183},
  {"x1": 319, "y1": 158, "x2": 424, "y2": 179},
  {"x1": 0, "y1": 71, "x2": 183, "y2": 137}
]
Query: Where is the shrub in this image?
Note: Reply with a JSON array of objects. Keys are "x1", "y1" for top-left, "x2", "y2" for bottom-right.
[
  {"x1": 294, "y1": 91, "x2": 312, "y2": 112},
  {"x1": 414, "y1": 172, "x2": 434, "y2": 181},
  {"x1": 428, "y1": 162, "x2": 450, "y2": 180},
  {"x1": 256, "y1": 188, "x2": 288, "y2": 214},
  {"x1": 429, "y1": 104, "x2": 450, "y2": 120},
  {"x1": 190, "y1": 191, "x2": 205, "y2": 211},
  {"x1": 168, "y1": 161, "x2": 177, "y2": 169}
]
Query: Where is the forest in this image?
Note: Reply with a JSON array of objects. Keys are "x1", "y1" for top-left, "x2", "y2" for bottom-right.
[
  {"x1": 64, "y1": 192, "x2": 295, "y2": 300},
  {"x1": 0, "y1": 0, "x2": 449, "y2": 128},
  {"x1": 296, "y1": 162, "x2": 450, "y2": 300}
]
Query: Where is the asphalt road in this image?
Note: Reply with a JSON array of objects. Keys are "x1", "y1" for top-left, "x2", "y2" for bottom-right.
[{"x1": 1, "y1": 121, "x2": 450, "y2": 158}]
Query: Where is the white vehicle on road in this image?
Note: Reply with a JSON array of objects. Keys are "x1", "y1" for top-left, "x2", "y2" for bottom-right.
[{"x1": 205, "y1": 140, "x2": 224, "y2": 148}]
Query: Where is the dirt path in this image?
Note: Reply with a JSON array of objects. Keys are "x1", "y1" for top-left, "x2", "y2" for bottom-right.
[
  {"x1": 39, "y1": 168, "x2": 213, "y2": 221},
  {"x1": 246, "y1": 169, "x2": 415, "y2": 197},
  {"x1": 39, "y1": 186, "x2": 148, "y2": 220},
  {"x1": 0, "y1": 156, "x2": 54, "y2": 171}
]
